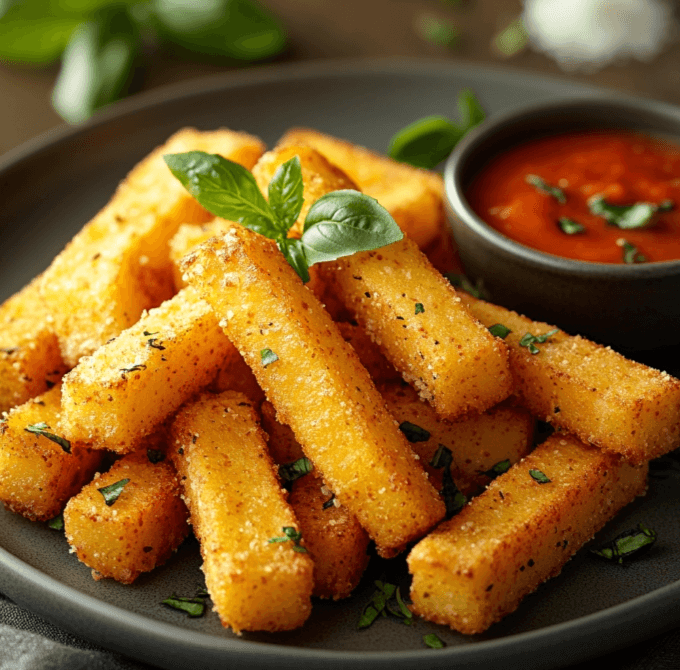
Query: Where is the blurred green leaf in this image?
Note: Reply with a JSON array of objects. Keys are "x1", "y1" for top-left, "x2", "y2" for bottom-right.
[
  {"x1": 152, "y1": 0, "x2": 286, "y2": 60},
  {"x1": 52, "y1": 4, "x2": 139, "y2": 122},
  {"x1": 415, "y1": 13, "x2": 460, "y2": 49}
]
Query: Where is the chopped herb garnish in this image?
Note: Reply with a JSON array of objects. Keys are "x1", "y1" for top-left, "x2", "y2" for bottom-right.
[
  {"x1": 399, "y1": 421, "x2": 431, "y2": 443},
  {"x1": 358, "y1": 580, "x2": 399, "y2": 629},
  {"x1": 481, "y1": 459, "x2": 511, "y2": 480},
  {"x1": 120, "y1": 364, "x2": 146, "y2": 375},
  {"x1": 558, "y1": 217, "x2": 586, "y2": 235},
  {"x1": 162, "y1": 595, "x2": 206, "y2": 618},
  {"x1": 147, "y1": 449, "x2": 165, "y2": 464},
  {"x1": 98, "y1": 478, "x2": 130, "y2": 506},
  {"x1": 618, "y1": 238, "x2": 647, "y2": 264},
  {"x1": 424, "y1": 633, "x2": 446, "y2": 649},
  {"x1": 279, "y1": 457, "x2": 313, "y2": 483},
  {"x1": 147, "y1": 338, "x2": 165, "y2": 350},
  {"x1": 519, "y1": 329, "x2": 558, "y2": 355},
  {"x1": 589, "y1": 195, "x2": 664, "y2": 230},
  {"x1": 268, "y1": 526, "x2": 307, "y2": 553},
  {"x1": 488, "y1": 323, "x2": 511, "y2": 339},
  {"x1": 1, "y1": 347, "x2": 18, "y2": 354},
  {"x1": 529, "y1": 469, "x2": 551, "y2": 484},
  {"x1": 260, "y1": 348, "x2": 279, "y2": 367},
  {"x1": 658, "y1": 200, "x2": 674, "y2": 212},
  {"x1": 322, "y1": 494, "x2": 336, "y2": 510},
  {"x1": 590, "y1": 523, "x2": 657, "y2": 564},
  {"x1": 24, "y1": 423, "x2": 71, "y2": 454},
  {"x1": 143, "y1": 331, "x2": 158, "y2": 337},
  {"x1": 444, "y1": 273, "x2": 488, "y2": 300},
  {"x1": 430, "y1": 445, "x2": 467, "y2": 518},
  {"x1": 388, "y1": 587, "x2": 413, "y2": 625},
  {"x1": 415, "y1": 302, "x2": 425, "y2": 315},
  {"x1": 525, "y1": 174, "x2": 566, "y2": 204},
  {"x1": 47, "y1": 513, "x2": 64, "y2": 531}
]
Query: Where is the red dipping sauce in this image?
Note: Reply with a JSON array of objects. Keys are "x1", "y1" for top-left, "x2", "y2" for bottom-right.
[{"x1": 465, "y1": 130, "x2": 680, "y2": 263}]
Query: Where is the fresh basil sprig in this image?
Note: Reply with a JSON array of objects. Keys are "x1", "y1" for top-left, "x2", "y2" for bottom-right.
[
  {"x1": 387, "y1": 89, "x2": 485, "y2": 169},
  {"x1": 164, "y1": 151, "x2": 404, "y2": 282}
]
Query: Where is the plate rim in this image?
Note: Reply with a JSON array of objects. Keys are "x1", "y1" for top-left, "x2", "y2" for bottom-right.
[{"x1": 1, "y1": 57, "x2": 678, "y2": 670}]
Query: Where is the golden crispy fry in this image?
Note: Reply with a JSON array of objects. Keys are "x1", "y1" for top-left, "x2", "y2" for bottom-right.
[
  {"x1": 408, "y1": 433, "x2": 648, "y2": 634},
  {"x1": 462, "y1": 294, "x2": 680, "y2": 464},
  {"x1": 0, "y1": 385, "x2": 102, "y2": 521},
  {"x1": 252, "y1": 145, "x2": 356, "y2": 238},
  {"x1": 40, "y1": 128, "x2": 264, "y2": 366},
  {"x1": 0, "y1": 278, "x2": 66, "y2": 413},
  {"x1": 181, "y1": 225, "x2": 445, "y2": 556},
  {"x1": 254, "y1": 144, "x2": 512, "y2": 421},
  {"x1": 336, "y1": 322, "x2": 400, "y2": 385},
  {"x1": 278, "y1": 128, "x2": 447, "y2": 248},
  {"x1": 64, "y1": 450, "x2": 189, "y2": 584},
  {"x1": 61, "y1": 286, "x2": 233, "y2": 453},
  {"x1": 169, "y1": 391, "x2": 314, "y2": 632},
  {"x1": 381, "y1": 383, "x2": 534, "y2": 496},
  {"x1": 261, "y1": 401, "x2": 370, "y2": 599}
]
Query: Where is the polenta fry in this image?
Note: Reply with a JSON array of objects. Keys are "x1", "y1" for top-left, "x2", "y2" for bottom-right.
[
  {"x1": 408, "y1": 433, "x2": 648, "y2": 634},
  {"x1": 169, "y1": 391, "x2": 314, "y2": 632},
  {"x1": 64, "y1": 449, "x2": 189, "y2": 584},
  {"x1": 461, "y1": 293, "x2": 680, "y2": 463},
  {"x1": 181, "y1": 224, "x2": 445, "y2": 556}
]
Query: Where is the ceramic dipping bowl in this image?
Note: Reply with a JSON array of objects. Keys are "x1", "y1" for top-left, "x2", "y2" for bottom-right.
[{"x1": 444, "y1": 98, "x2": 680, "y2": 353}]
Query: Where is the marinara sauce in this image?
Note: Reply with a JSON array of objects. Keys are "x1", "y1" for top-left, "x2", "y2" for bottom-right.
[{"x1": 465, "y1": 130, "x2": 680, "y2": 263}]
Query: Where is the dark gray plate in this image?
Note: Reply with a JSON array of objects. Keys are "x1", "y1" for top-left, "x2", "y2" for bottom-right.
[{"x1": 1, "y1": 59, "x2": 679, "y2": 670}]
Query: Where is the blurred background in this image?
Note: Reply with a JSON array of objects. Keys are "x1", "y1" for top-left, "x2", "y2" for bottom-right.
[{"x1": 1, "y1": 0, "x2": 680, "y2": 157}]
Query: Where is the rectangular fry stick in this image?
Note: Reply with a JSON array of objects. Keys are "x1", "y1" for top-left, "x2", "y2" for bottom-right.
[
  {"x1": 260, "y1": 401, "x2": 370, "y2": 599},
  {"x1": 64, "y1": 449, "x2": 189, "y2": 584},
  {"x1": 380, "y1": 382, "x2": 534, "y2": 496},
  {"x1": 0, "y1": 278, "x2": 66, "y2": 413},
  {"x1": 40, "y1": 128, "x2": 264, "y2": 366},
  {"x1": 181, "y1": 224, "x2": 445, "y2": 556},
  {"x1": 253, "y1": 144, "x2": 512, "y2": 421},
  {"x1": 408, "y1": 433, "x2": 648, "y2": 634},
  {"x1": 0, "y1": 385, "x2": 102, "y2": 521},
  {"x1": 169, "y1": 391, "x2": 314, "y2": 632},
  {"x1": 61, "y1": 286, "x2": 235, "y2": 453},
  {"x1": 461, "y1": 294, "x2": 680, "y2": 463}
]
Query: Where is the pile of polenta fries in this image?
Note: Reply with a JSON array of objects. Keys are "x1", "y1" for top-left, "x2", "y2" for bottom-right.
[{"x1": 1, "y1": 125, "x2": 680, "y2": 637}]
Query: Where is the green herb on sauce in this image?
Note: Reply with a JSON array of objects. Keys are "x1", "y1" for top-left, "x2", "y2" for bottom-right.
[{"x1": 525, "y1": 175, "x2": 566, "y2": 204}]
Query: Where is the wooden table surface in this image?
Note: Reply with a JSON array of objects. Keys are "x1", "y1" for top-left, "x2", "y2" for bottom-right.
[{"x1": 2, "y1": 0, "x2": 680, "y2": 158}]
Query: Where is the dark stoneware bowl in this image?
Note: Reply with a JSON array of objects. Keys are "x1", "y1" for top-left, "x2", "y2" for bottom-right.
[{"x1": 444, "y1": 98, "x2": 680, "y2": 352}]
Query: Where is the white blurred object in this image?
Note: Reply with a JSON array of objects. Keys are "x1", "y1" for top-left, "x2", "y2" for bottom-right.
[{"x1": 523, "y1": 0, "x2": 676, "y2": 71}]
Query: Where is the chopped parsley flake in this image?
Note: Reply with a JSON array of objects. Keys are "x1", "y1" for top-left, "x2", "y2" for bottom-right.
[
  {"x1": 98, "y1": 478, "x2": 130, "y2": 506},
  {"x1": 260, "y1": 348, "x2": 279, "y2": 367},
  {"x1": 268, "y1": 526, "x2": 307, "y2": 552},
  {"x1": 24, "y1": 423, "x2": 71, "y2": 453}
]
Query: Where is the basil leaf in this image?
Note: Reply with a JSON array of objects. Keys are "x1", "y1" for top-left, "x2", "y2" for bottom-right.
[
  {"x1": 277, "y1": 238, "x2": 310, "y2": 283},
  {"x1": 152, "y1": 0, "x2": 286, "y2": 61},
  {"x1": 98, "y1": 478, "x2": 130, "y2": 506},
  {"x1": 279, "y1": 457, "x2": 313, "y2": 483},
  {"x1": 268, "y1": 155, "x2": 304, "y2": 234},
  {"x1": 388, "y1": 116, "x2": 463, "y2": 169},
  {"x1": 0, "y1": 2, "x2": 82, "y2": 64},
  {"x1": 162, "y1": 595, "x2": 205, "y2": 617},
  {"x1": 399, "y1": 421, "x2": 431, "y2": 443},
  {"x1": 529, "y1": 469, "x2": 551, "y2": 484},
  {"x1": 558, "y1": 217, "x2": 586, "y2": 235},
  {"x1": 301, "y1": 190, "x2": 403, "y2": 266},
  {"x1": 589, "y1": 195, "x2": 659, "y2": 230},
  {"x1": 52, "y1": 5, "x2": 139, "y2": 123},
  {"x1": 458, "y1": 88, "x2": 486, "y2": 129},
  {"x1": 47, "y1": 513, "x2": 64, "y2": 531},
  {"x1": 24, "y1": 422, "x2": 72, "y2": 454},
  {"x1": 525, "y1": 175, "x2": 566, "y2": 204},
  {"x1": 260, "y1": 348, "x2": 278, "y2": 367},
  {"x1": 618, "y1": 238, "x2": 647, "y2": 264},
  {"x1": 590, "y1": 523, "x2": 657, "y2": 564},
  {"x1": 424, "y1": 633, "x2": 446, "y2": 649},
  {"x1": 481, "y1": 459, "x2": 511, "y2": 480},
  {"x1": 163, "y1": 151, "x2": 277, "y2": 236},
  {"x1": 488, "y1": 323, "x2": 511, "y2": 339}
]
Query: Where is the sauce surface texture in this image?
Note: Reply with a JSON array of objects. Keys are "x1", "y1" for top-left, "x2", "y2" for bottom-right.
[{"x1": 466, "y1": 130, "x2": 680, "y2": 263}]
